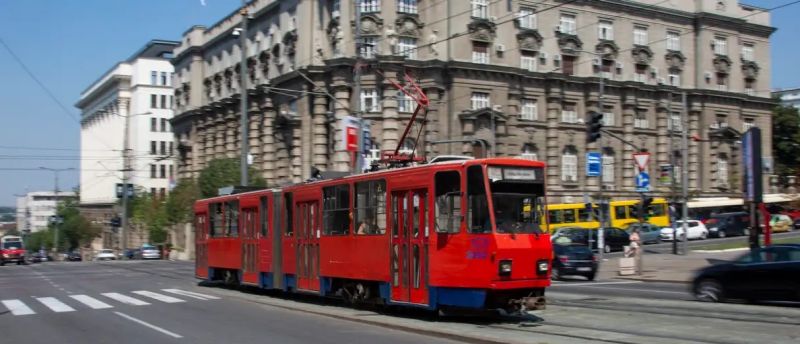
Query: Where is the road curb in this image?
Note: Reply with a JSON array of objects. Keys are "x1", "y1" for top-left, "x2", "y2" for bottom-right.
[{"x1": 612, "y1": 276, "x2": 689, "y2": 284}]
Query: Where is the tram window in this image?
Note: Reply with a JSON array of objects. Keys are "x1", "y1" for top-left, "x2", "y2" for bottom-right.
[
  {"x1": 649, "y1": 203, "x2": 666, "y2": 216},
  {"x1": 210, "y1": 203, "x2": 223, "y2": 237},
  {"x1": 435, "y1": 171, "x2": 461, "y2": 234},
  {"x1": 615, "y1": 206, "x2": 628, "y2": 220},
  {"x1": 226, "y1": 201, "x2": 239, "y2": 237},
  {"x1": 260, "y1": 196, "x2": 268, "y2": 236},
  {"x1": 467, "y1": 165, "x2": 491, "y2": 234},
  {"x1": 355, "y1": 180, "x2": 386, "y2": 235},
  {"x1": 323, "y1": 184, "x2": 351, "y2": 235},
  {"x1": 284, "y1": 193, "x2": 293, "y2": 236}
]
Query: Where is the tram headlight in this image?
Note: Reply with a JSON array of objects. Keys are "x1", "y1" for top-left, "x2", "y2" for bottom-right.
[
  {"x1": 537, "y1": 260, "x2": 549, "y2": 275},
  {"x1": 498, "y1": 260, "x2": 512, "y2": 276}
]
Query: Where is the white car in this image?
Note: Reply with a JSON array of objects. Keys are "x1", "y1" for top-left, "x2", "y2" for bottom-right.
[
  {"x1": 660, "y1": 220, "x2": 709, "y2": 241},
  {"x1": 94, "y1": 249, "x2": 116, "y2": 261}
]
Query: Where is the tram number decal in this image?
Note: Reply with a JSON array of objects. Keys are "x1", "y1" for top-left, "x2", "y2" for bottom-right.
[{"x1": 466, "y1": 237, "x2": 489, "y2": 260}]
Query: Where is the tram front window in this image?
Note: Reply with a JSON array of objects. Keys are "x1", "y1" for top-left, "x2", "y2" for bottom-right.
[{"x1": 487, "y1": 166, "x2": 545, "y2": 234}]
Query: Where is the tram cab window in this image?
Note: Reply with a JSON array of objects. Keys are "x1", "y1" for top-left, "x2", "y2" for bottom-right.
[
  {"x1": 225, "y1": 201, "x2": 239, "y2": 237},
  {"x1": 355, "y1": 180, "x2": 386, "y2": 235},
  {"x1": 487, "y1": 166, "x2": 545, "y2": 234},
  {"x1": 435, "y1": 171, "x2": 462, "y2": 234},
  {"x1": 323, "y1": 184, "x2": 351, "y2": 235},
  {"x1": 467, "y1": 165, "x2": 491, "y2": 234}
]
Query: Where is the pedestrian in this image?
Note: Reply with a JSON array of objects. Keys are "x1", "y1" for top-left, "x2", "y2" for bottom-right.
[{"x1": 629, "y1": 229, "x2": 641, "y2": 257}]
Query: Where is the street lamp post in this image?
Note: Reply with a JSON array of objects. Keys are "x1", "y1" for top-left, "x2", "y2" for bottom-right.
[
  {"x1": 40, "y1": 167, "x2": 74, "y2": 258},
  {"x1": 118, "y1": 111, "x2": 151, "y2": 252}
]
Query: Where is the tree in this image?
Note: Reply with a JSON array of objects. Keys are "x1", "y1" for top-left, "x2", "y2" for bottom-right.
[
  {"x1": 54, "y1": 198, "x2": 100, "y2": 250},
  {"x1": 164, "y1": 179, "x2": 201, "y2": 225},
  {"x1": 130, "y1": 192, "x2": 168, "y2": 244},
  {"x1": 197, "y1": 157, "x2": 266, "y2": 198},
  {"x1": 772, "y1": 104, "x2": 800, "y2": 176}
]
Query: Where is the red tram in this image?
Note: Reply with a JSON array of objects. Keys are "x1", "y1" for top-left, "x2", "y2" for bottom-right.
[{"x1": 194, "y1": 158, "x2": 552, "y2": 313}]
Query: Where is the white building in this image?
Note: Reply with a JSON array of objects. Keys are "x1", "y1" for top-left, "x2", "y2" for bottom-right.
[
  {"x1": 76, "y1": 40, "x2": 180, "y2": 206},
  {"x1": 773, "y1": 87, "x2": 800, "y2": 108},
  {"x1": 15, "y1": 191, "x2": 76, "y2": 233}
]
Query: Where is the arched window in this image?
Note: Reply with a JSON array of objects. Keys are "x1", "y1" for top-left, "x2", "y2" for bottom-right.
[{"x1": 521, "y1": 144, "x2": 538, "y2": 161}]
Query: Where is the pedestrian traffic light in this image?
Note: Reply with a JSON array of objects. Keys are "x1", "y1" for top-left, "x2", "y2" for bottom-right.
[{"x1": 586, "y1": 111, "x2": 603, "y2": 143}]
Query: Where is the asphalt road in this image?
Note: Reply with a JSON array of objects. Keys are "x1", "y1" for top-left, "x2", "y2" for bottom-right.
[
  {"x1": 551, "y1": 279, "x2": 692, "y2": 301},
  {"x1": 605, "y1": 230, "x2": 800, "y2": 257},
  {"x1": 0, "y1": 261, "x2": 462, "y2": 344}
]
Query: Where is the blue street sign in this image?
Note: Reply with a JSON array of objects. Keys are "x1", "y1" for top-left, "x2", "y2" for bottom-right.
[
  {"x1": 636, "y1": 172, "x2": 650, "y2": 192},
  {"x1": 586, "y1": 152, "x2": 601, "y2": 177}
]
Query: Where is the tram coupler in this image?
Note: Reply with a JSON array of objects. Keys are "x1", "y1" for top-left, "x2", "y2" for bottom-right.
[{"x1": 510, "y1": 295, "x2": 546, "y2": 312}]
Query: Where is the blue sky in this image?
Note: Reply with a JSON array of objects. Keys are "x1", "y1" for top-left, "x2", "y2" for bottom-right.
[{"x1": 0, "y1": 0, "x2": 798, "y2": 206}]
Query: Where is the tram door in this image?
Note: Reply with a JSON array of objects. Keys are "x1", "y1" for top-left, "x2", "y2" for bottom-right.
[
  {"x1": 241, "y1": 208, "x2": 259, "y2": 285},
  {"x1": 195, "y1": 213, "x2": 208, "y2": 279},
  {"x1": 296, "y1": 201, "x2": 320, "y2": 291},
  {"x1": 390, "y1": 189, "x2": 429, "y2": 305}
]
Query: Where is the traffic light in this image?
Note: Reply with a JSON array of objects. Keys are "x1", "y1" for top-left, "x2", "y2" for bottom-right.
[
  {"x1": 638, "y1": 197, "x2": 654, "y2": 220},
  {"x1": 110, "y1": 216, "x2": 121, "y2": 228},
  {"x1": 586, "y1": 111, "x2": 603, "y2": 143}
]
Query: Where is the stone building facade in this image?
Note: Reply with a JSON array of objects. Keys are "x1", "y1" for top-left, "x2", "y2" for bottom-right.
[{"x1": 171, "y1": 0, "x2": 775, "y2": 203}]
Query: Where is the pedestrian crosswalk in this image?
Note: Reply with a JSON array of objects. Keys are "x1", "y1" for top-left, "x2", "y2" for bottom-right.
[{"x1": 1, "y1": 289, "x2": 219, "y2": 316}]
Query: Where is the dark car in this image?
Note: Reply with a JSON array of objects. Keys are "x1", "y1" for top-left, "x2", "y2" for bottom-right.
[
  {"x1": 692, "y1": 244, "x2": 800, "y2": 303},
  {"x1": 123, "y1": 249, "x2": 140, "y2": 260},
  {"x1": 552, "y1": 243, "x2": 597, "y2": 281},
  {"x1": 705, "y1": 212, "x2": 750, "y2": 238},
  {"x1": 552, "y1": 227, "x2": 630, "y2": 253},
  {"x1": 29, "y1": 252, "x2": 48, "y2": 263},
  {"x1": 66, "y1": 251, "x2": 82, "y2": 261},
  {"x1": 624, "y1": 223, "x2": 662, "y2": 244}
]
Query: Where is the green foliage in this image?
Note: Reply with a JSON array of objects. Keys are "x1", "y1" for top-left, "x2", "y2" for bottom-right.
[
  {"x1": 165, "y1": 179, "x2": 201, "y2": 225},
  {"x1": 55, "y1": 198, "x2": 101, "y2": 250},
  {"x1": 197, "y1": 157, "x2": 266, "y2": 198},
  {"x1": 130, "y1": 192, "x2": 168, "y2": 243},
  {"x1": 25, "y1": 230, "x2": 53, "y2": 251},
  {"x1": 772, "y1": 104, "x2": 800, "y2": 176}
]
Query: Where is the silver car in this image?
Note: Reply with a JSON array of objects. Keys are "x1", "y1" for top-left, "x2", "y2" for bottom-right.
[{"x1": 139, "y1": 245, "x2": 161, "y2": 260}]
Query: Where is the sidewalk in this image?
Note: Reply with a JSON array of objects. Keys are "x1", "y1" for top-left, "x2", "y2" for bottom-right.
[{"x1": 596, "y1": 249, "x2": 746, "y2": 283}]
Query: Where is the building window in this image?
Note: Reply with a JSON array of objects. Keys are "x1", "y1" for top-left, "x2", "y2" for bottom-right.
[
  {"x1": 520, "y1": 99, "x2": 538, "y2": 121},
  {"x1": 559, "y1": 14, "x2": 576, "y2": 35},
  {"x1": 599, "y1": 60, "x2": 614, "y2": 79},
  {"x1": 151, "y1": 187, "x2": 156, "y2": 195},
  {"x1": 150, "y1": 118, "x2": 157, "y2": 132},
  {"x1": 471, "y1": 92, "x2": 490, "y2": 110},
  {"x1": 169, "y1": 141, "x2": 174, "y2": 155},
  {"x1": 634, "y1": 110, "x2": 649, "y2": 129},
  {"x1": 520, "y1": 51, "x2": 537, "y2": 72},
  {"x1": 562, "y1": 55, "x2": 575, "y2": 76},
  {"x1": 716, "y1": 73, "x2": 728, "y2": 91},
  {"x1": 160, "y1": 72, "x2": 168, "y2": 86},
  {"x1": 602, "y1": 107, "x2": 614, "y2": 126},
  {"x1": 397, "y1": 91, "x2": 414, "y2": 113},
  {"x1": 323, "y1": 184, "x2": 351, "y2": 235},
  {"x1": 713, "y1": 36, "x2": 727, "y2": 55},
  {"x1": 670, "y1": 112, "x2": 682, "y2": 131},
  {"x1": 397, "y1": 0, "x2": 417, "y2": 14},
  {"x1": 150, "y1": 94, "x2": 157, "y2": 108},
  {"x1": 521, "y1": 144, "x2": 537, "y2": 160},
  {"x1": 561, "y1": 103, "x2": 577, "y2": 123},
  {"x1": 160, "y1": 95, "x2": 167, "y2": 109},
  {"x1": 160, "y1": 141, "x2": 166, "y2": 155},
  {"x1": 150, "y1": 141, "x2": 157, "y2": 155},
  {"x1": 634, "y1": 64, "x2": 647, "y2": 82},
  {"x1": 668, "y1": 72, "x2": 681, "y2": 87},
  {"x1": 666, "y1": 31, "x2": 680, "y2": 51},
  {"x1": 716, "y1": 157, "x2": 728, "y2": 187},
  {"x1": 359, "y1": 0, "x2": 380, "y2": 13},
  {"x1": 745, "y1": 79, "x2": 755, "y2": 96},
  {"x1": 602, "y1": 152, "x2": 615, "y2": 184},
  {"x1": 151, "y1": 71, "x2": 157, "y2": 85},
  {"x1": 472, "y1": 42, "x2": 489, "y2": 64},
  {"x1": 598, "y1": 20, "x2": 613, "y2": 40},
  {"x1": 741, "y1": 43, "x2": 754, "y2": 61},
  {"x1": 359, "y1": 36, "x2": 377, "y2": 58},
  {"x1": 159, "y1": 188, "x2": 166, "y2": 199},
  {"x1": 472, "y1": 0, "x2": 488, "y2": 19},
  {"x1": 150, "y1": 165, "x2": 157, "y2": 178},
  {"x1": 519, "y1": 7, "x2": 536, "y2": 29},
  {"x1": 633, "y1": 25, "x2": 648, "y2": 45},
  {"x1": 561, "y1": 150, "x2": 578, "y2": 182},
  {"x1": 361, "y1": 88, "x2": 380, "y2": 112},
  {"x1": 160, "y1": 165, "x2": 166, "y2": 178},
  {"x1": 169, "y1": 95, "x2": 174, "y2": 109},
  {"x1": 742, "y1": 118, "x2": 756, "y2": 132},
  {"x1": 354, "y1": 180, "x2": 387, "y2": 235},
  {"x1": 169, "y1": 165, "x2": 174, "y2": 179},
  {"x1": 160, "y1": 118, "x2": 167, "y2": 132},
  {"x1": 397, "y1": 37, "x2": 417, "y2": 59}
]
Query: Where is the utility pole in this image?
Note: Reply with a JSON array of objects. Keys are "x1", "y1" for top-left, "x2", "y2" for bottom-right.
[
  {"x1": 681, "y1": 91, "x2": 689, "y2": 255},
  {"x1": 239, "y1": 0, "x2": 250, "y2": 186},
  {"x1": 353, "y1": 0, "x2": 363, "y2": 174},
  {"x1": 597, "y1": 75, "x2": 606, "y2": 261},
  {"x1": 668, "y1": 92, "x2": 679, "y2": 255},
  {"x1": 40, "y1": 167, "x2": 73, "y2": 258},
  {"x1": 121, "y1": 108, "x2": 132, "y2": 252}
]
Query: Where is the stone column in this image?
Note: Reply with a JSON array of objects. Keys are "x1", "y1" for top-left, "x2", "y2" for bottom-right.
[
  {"x1": 622, "y1": 89, "x2": 636, "y2": 190},
  {"x1": 204, "y1": 115, "x2": 216, "y2": 163},
  {"x1": 655, "y1": 98, "x2": 670, "y2": 192},
  {"x1": 248, "y1": 98, "x2": 261, "y2": 172},
  {"x1": 545, "y1": 82, "x2": 562, "y2": 191},
  {"x1": 688, "y1": 105, "x2": 701, "y2": 191},
  {"x1": 291, "y1": 118, "x2": 302, "y2": 183},
  {"x1": 178, "y1": 131, "x2": 191, "y2": 179},
  {"x1": 381, "y1": 71, "x2": 400, "y2": 156},
  {"x1": 260, "y1": 97, "x2": 277, "y2": 185},
  {"x1": 424, "y1": 87, "x2": 443, "y2": 159},
  {"x1": 332, "y1": 84, "x2": 351, "y2": 171},
  {"x1": 312, "y1": 91, "x2": 329, "y2": 170},
  {"x1": 214, "y1": 111, "x2": 226, "y2": 159},
  {"x1": 225, "y1": 106, "x2": 238, "y2": 159}
]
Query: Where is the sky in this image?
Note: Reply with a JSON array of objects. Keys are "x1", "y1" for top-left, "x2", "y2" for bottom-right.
[{"x1": 0, "y1": 0, "x2": 799, "y2": 207}]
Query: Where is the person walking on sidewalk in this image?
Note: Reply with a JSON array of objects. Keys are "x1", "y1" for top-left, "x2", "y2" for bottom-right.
[{"x1": 629, "y1": 229, "x2": 641, "y2": 257}]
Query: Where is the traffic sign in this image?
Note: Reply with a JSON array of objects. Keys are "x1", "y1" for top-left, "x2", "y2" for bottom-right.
[
  {"x1": 633, "y1": 152, "x2": 650, "y2": 171},
  {"x1": 586, "y1": 152, "x2": 601, "y2": 177},
  {"x1": 636, "y1": 172, "x2": 650, "y2": 192}
]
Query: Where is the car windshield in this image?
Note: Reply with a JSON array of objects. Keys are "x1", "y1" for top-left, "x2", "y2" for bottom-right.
[
  {"x1": 3, "y1": 242, "x2": 22, "y2": 249},
  {"x1": 487, "y1": 167, "x2": 546, "y2": 234},
  {"x1": 142, "y1": 245, "x2": 156, "y2": 250},
  {"x1": 556, "y1": 244, "x2": 592, "y2": 254},
  {"x1": 101, "y1": 250, "x2": 113, "y2": 254}
]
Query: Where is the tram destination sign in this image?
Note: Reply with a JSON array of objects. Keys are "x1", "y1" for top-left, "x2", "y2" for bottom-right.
[{"x1": 488, "y1": 166, "x2": 543, "y2": 182}]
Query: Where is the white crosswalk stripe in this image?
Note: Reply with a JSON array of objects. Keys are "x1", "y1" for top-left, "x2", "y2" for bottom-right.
[
  {"x1": 37, "y1": 297, "x2": 75, "y2": 313},
  {"x1": 132, "y1": 291, "x2": 185, "y2": 303},
  {"x1": 70, "y1": 295, "x2": 113, "y2": 309},
  {"x1": 2, "y1": 299, "x2": 35, "y2": 315},
  {"x1": 161, "y1": 289, "x2": 220, "y2": 300},
  {"x1": 102, "y1": 292, "x2": 150, "y2": 306}
]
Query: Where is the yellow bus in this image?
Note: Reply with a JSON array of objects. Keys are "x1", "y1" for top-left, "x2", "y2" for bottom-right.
[
  {"x1": 546, "y1": 203, "x2": 600, "y2": 232},
  {"x1": 608, "y1": 198, "x2": 670, "y2": 228}
]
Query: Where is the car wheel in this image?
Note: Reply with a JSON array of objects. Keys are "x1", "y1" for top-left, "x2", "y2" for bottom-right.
[
  {"x1": 604, "y1": 244, "x2": 611, "y2": 253},
  {"x1": 695, "y1": 279, "x2": 724, "y2": 302},
  {"x1": 586, "y1": 272, "x2": 596, "y2": 281},
  {"x1": 551, "y1": 267, "x2": 562, "y2": 281},
  {"x1": 717, "y1": 230, "x2": 726, "y2": 238},
  {"x1": 656, "y1": 237, "x2": 662, "y2": 244}
]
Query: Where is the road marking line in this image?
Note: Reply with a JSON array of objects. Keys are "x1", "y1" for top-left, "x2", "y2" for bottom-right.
[
  {"x1": 70, "y1": 295, "x2": 113, "y2": 309},
  {"x1": 582, "y1": 286, "x2": 689, "y2": 295},
  {"x1": 114, "y1": 311, "x2": 183, "y2": 339},
  {"x1": 36, "y1": 297, "x2": 76, "y2": 312},
  {"x1": 552, "y1": 281, "x2": 643, "y2": 287},
  {"x1": 132, "y1": 291, "x2": 185, "y2": 303},
  {"x1": 102, "y1": 293, "x2": 150, "y2": 306},
  {"x1": 2, "y1": 299, "x2": 35, "y2": 315},
  {"x1": 162, "y1": 289, "x2": 220, "y2": 300}
]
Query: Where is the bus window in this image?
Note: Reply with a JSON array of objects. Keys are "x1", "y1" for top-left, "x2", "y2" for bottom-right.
[
  {"x1": 562, "y1": 209, "x2": 576, "y2": 224},
  {"x1": 615, "y1": 205, "x2": 628, "y2": 220},
  {"x1": 467, "y1": 165, "x2": 490, "y2": 234},
  {"x1": 435, "y1": 171, "x2": 461, "y2": 234},
  {"x1": 578, "y1": 208, "x2": 592, "y2": 222},
  {"x1": 548, "y1": 210, "x2": 562, "y2": 224},
  {"x1": 649, "y1": 203, "x2": 666, "y2": 216}
]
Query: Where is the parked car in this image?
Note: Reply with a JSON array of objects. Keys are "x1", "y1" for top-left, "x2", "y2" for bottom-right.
[
  {"x1": 94, "y1": 249, "x2": 116, "y2": 261},
  {"x1": 551, "y1": 243, "x2": 597, "y2": 281},
  {"x1": 66, "y1": 251, "x2": 82, "y2": 261},
  {"x1": 29, "y1": 252, "x2": 49, "y2": 263},
  {"x1": 705, "y1": 212, "x2": 750, "y2": 238},
  {"x1": 552, "y1": 227, "x2": 630, "y2": 253},
  {"x1": 123, "y1": 248, "x2": 140, "y2": 260},
  {"x1": 692, "y1": 244, "x2": 800, "y2": 302},
  {"x1": 660, "y1": 220, "x2": 709, "y2": 241},
  {"x1": 138, "y1": 245, "x2": 161, "y2": 260},
  {"x1": 770, "y1": 214, "x2": 793, "y2": 233},
  {"x1": 624, "y1": 223, "x2": 662, "y2": 244}
]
